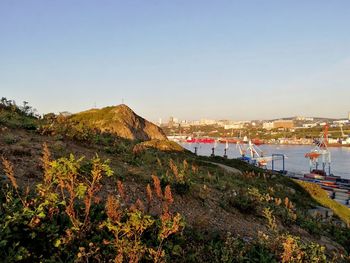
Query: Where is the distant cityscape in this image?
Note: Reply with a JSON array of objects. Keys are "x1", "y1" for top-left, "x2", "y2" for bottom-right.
[
  {"x1": 159, "y1": 112, "x2": 350, "y2": 130},
  {"x1": 160, "y1": 112, "x2": 350, "y2": 146}
]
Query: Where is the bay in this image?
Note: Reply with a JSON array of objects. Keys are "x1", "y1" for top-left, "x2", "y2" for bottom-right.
[{"x1": 180, "y1": 142, "x2": 350, "y2": 179}]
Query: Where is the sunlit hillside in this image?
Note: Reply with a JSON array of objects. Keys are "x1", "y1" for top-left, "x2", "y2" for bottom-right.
[{"x1": 1, "y1": 98, "x2": 350, "y2": 262}]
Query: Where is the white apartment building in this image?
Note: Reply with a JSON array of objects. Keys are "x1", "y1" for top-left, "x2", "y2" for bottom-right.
[{"x1": 262, "y1": 122, "x2": 274, "y2": 130}]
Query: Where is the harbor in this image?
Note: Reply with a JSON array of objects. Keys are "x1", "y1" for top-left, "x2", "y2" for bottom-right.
[
  {"x1": 179, "y1": 142, "x2": 350, "y2": 178},
  {"x1": 178, "y1": 140, "x2": 350, "y2": 208}
]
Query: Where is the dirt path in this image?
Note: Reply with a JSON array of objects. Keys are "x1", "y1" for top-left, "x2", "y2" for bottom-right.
[{"x1": 206, "y1": 161, "x2": 243, "y2": 175}]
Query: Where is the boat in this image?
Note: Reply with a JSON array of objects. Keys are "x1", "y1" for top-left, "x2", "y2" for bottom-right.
[
  {"x1": 251, "y1": 138, "x2": 264, "y2": 145},
  {"x1": 186, "y1": 137, "x2": 215, "y2": 143},
  {"x1": 218, "y1": 138, "x2": 240, "y2": 144}
]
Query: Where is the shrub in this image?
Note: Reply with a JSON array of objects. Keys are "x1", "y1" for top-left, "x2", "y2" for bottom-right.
[
  {"x1": 273, "y1": 197, "x2": 297, "y2": 226},
  {"x1": 0, "y1": 145, "x2": 184, "y2": 262},
  {"x1": 3, "y1": 134, "x2": 17, "y2": 144},
  {"x1": 300, "y1": 218, "x2": 322, "y2": 236},
  {"x1": 278, "y1": 235, "x2": 327, "y2": 263},
  {"x1": 0, "y1": 98, "x2": 38, "y2": 129},
  {"x1": 228, "y1": 189, "x2": 257, "y2": 214},
  {"x1": 263, "y1": 207, "x2": 277, "y2": 232},
  {"x1": 160, "y1": 159, "x2": 192, "y2": 195}
]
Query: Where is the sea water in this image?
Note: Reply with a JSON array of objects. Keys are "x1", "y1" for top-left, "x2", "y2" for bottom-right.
[{"x1": 180, "y1": 143, "x2": 350, "y2": 179}]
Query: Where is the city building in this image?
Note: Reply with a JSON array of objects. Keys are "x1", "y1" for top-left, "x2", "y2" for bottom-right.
[
  {"x1": 217, "y1": 120, "x2": 231, "y2": 127},
  {"x1": 333, "y1": 120, "x2": 349, "y2": 126},
  {"x1": 168, "y1": 116, "x2": 179, "y2": 127},
  {"x1": 273, "y1": 120, "x2": 294, "y2": 129},
  {"x1": 302, "y1": 123, "x2": 317, "y2": 128},
  {"x1": 263, "y1": 122, "x2": 274, "y2": 130},
  {"x1": 295, "y1": 116, "x2": 314, "y2": 121},
  {"x1": 200, "y1": 119, "x2": 216, "y2": 125},
  {"x1": 224, "y1": 123, "x2": 244, "y2": 129},
  {"x1": 179, "y1": 120, "x2": 191, "y2": 127}
]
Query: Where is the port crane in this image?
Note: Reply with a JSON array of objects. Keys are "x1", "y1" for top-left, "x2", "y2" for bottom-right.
[
  {"x1": 236, "y1": 140, "x2": 283, "y2": 168},
  {"x1": 340, "y1": 124, "x2": 348, "y2": 138},
  {"x1": 305, "y1": 124, "x2": 331, "y2": 174},
  {"x1": 339, "y1": 124, "x2": 350, "y2": 145}
]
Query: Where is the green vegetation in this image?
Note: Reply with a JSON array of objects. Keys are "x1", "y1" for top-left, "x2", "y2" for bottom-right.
[
  {"x1": 1, "y1": 150, "x2": 343, "y2": 262},
  {"x1": 0, "y1": 98, "x2": 38, "y2": 129},
  {"x1": 133, "y1": 139, "x2": 185, "y2": 153},
  {"x1": 3, "y1": 134, "x2": 18, "y2": 145},
  {"x1": 1, "y1": 98, "x2": 350, "y2": 262},
  {"x1": 0, "y1": 148, "x2": 183, "y2": 262},
  {"x1": 68, "y1": 104, "x2": 167, "y2": 141}
]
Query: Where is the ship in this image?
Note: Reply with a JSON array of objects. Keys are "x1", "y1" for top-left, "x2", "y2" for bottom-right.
[
  {"x1": 218, "y1": 138, "x2": 264, "y2": 145},
  {"x1": 186, "y1": 137, "x2": 215, "y2": 143},
  {"x1": 218, "y1": 138, "x2": 240, "y2": 144}
]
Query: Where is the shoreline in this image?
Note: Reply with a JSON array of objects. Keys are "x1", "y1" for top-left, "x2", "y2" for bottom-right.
[{"x1": 175, "y1": 140, "x2": 350, "y2": 147}]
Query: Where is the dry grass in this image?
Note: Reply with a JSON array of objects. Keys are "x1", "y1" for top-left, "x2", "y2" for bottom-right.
[
  {"x1": 164, "y1": 185, "x2": 174, "y2": 205},
  {"x1": 1, "y1": 157, "x2": 18, "y2": 189},
  {"x1": 296, "y1": 180, "x2": 350, "y2": 226},
  {"x1": 152, "y1": 175, "x2": 162, "y2": 198}
]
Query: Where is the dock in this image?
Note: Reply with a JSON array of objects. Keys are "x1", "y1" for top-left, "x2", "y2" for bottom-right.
[{"x1": 284, "y1": 171, "x2": 350, "y2": 208}]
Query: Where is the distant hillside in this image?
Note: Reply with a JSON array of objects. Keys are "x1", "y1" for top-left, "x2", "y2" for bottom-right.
[
  {"x1": 69, "y1": 104, "x2": 167, "y2": 141},
  {"x1": 268, "y1": 116, "x2": 338, "y2": 122}
]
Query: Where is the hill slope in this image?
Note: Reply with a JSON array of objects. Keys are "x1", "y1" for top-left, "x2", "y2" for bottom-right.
[
  {"x1": 1, "y1": 100, "x2": 350, "y2": 262},
  {"x1": 69, "y1": 104, "x2": 167, "y2": 141}
]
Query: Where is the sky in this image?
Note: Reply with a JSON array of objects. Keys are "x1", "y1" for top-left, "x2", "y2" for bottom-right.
[{"x1": 1, "y1": 0, "x2": 350, "y2": 122}]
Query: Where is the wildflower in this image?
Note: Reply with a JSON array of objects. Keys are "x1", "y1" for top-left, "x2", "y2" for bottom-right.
[
  {"x1": 183, "y1": 159, "x2": 188, "y2": 170},
  {"x1": 164, "y1": 185, "x2": 174, "y2": 205},
  {"x1": 136, "y1": 198, "x2": 145, "y2": 212},
  {"x1": 191, "y1": 164, "x2": 198, "y2": 174},
  {"x1": 117, "y1": 180, "x2": 125, "y2": 200},
  {"x1": 275, "y1": 198, "x2": 282, "y2": 206},
  {"x1": 40, "y1": 143, "x2": 52, "y2": 183},
  {"x1": 169, "y1": 159, "x2": 179, "y2": 179},
  {"x1": 1, "y1": 157, "x2": 17, "y2": 189},
  {"x1": 152, "y1": 175, "x2": 162, "y2": 198},
  {"x1": 146, "y1": 183, "x2": 153, "y2": 203},
  {"x1": 106, "y1": 195, "x2": 122, "y2": 222},
  {"x1": 159, "y1": 213, "x2": 183, "y2": 240}
]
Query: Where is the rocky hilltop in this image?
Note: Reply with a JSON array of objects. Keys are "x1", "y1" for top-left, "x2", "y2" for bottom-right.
[{"x1": 69, "y1": 104, "x2": 167, "y2": 141}]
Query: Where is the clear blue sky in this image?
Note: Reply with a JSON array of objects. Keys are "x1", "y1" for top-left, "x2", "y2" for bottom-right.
[{"x1": 1, "y1": 0, "x2": 350, "y2": 121}]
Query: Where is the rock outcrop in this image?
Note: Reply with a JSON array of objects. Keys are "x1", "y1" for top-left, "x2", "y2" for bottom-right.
[{"x1": 69, "y1": 104, "x2": 167, "y2": 141}]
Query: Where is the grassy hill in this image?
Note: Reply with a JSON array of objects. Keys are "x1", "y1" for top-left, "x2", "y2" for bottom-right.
[
  {"x1": 1, "y1": 99, "x2": 350, "y2": 262},
  {"x1": 69, "y1": 104, "x2": 167, "y2": 141}
]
